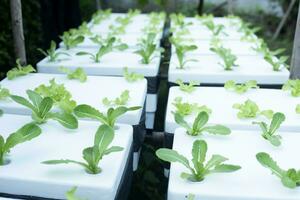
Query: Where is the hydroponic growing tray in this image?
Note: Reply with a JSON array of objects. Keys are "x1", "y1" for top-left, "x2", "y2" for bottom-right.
[
  {"x1": 0, "y1": 114, "x2": 133, "y2": 200},
  {"x1": 168, "y1": 128, "x2": 300, "y2": 200}
]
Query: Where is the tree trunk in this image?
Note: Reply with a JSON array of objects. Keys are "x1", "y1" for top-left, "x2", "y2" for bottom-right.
[
  {"x1": 290, "y1": 1, "x2": 300, "y2": 79},
  {"x1": 10, "y1": 0, "x2": 26, "y2": 65},
  {"x1": 227, "y1": 0, "x2": 233, "y2": 15},
  {"x1": 197, "y1": 0, "x2": 204, "y2": 15}
]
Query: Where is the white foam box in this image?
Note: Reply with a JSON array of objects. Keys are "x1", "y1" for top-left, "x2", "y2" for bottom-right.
[
  {"x1": 168, "y1": 128, "x2": 300, "y2": 200},
  {"x1": 168, "y1": 54, "x2": 289, "y2": 85},
  {"x1": 0, "y1": 114, "x2": 132, "y2": 200},
  {"x1": 146, "y1": 112, "x2": 155, "y2": 130},
  {"x1": 165, "y1": 86, "x2": 300, "y2": 134}
]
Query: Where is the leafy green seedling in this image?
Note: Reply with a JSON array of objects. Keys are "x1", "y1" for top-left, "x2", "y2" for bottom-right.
[
  {"x1": 66, "y1": 187, "x2": 85, "y2": 200},
  {"x1": 256, "y1": 152, "x2": 300, "y2": 189},
  {"x1": 6, "y1": 59, "x2": 36, "y2": 80},
  {"x1": 92, "y1": 9, "x2": 111, "y2": 24},
  {"x1": 186, "y1": 194, "x2": 195, "y2": 200},
  {"x1": 233, "y1": 99, "x2": 274, "y2": 119},
  {"x1": 156, "y1": 139, "x2": 240, "y2": 182},
  {"x1": 202, "y1": 19, "x2": 226, "y2": 36},
  {"x1": 102, "y1": 90, "x2": 130, "y2": 106},
  {"x1": 89, "y1": 35, "x2": 128, "y2": 51},
  {"x1": 296, "y1": 104, "x2": 300, "y2": 114},
  {"x1": 38, "y1": 41, "x2": 70, "y2": 62},
  {"x1": 253, "y1": 112, "x2": 285, "y2": 146},
  {"x1": 123, "y1": 67, "x2": 144, "y2": 82},
  {"x1": 264, "y1": 48, "x2": 289, "y2": 71},
  {"x1": 282, "y1": 79, "x2": 300, "y2": 97},
  {"x1": 0, "y1": 123, "x2": 42, "y2": 165},
  {"x1": 0, "y1": 86, "x2": 10, "y2": 100},
  {"x1": 60, "y1": 32, "x2": 84, "y2": 50},
  {"x1": 43, "y1": 124, "x2": 123, "y2": 174},
  {"x1": 176, "y1": 79, "x2": 199, "y2": 93},
  {"x1": 224, "y1": 80, "x2": 259, "y2": 94},
  {"x1": 174, "y1": 111, "x2": 230, "y2": 136},
  {"x1": 74, "y1": 104, "x2": 140, "y2": 128},
  {"x1": 170, "y1": 13, "x2": 192, "y2": 28},
  {"x1": 10, "y1": 90, "x2": 78, "y2": 129},
  {"x1": 35, "y1": 79, "x2": 77, "y2": 113},
  {"x1": 173, "y1": 97, "x2": 211, "y2": 116},
  {"x1": 76, "y1": 37, "x2": 116, "y2": 63},
  {"x1": 59, "y1": 67, "x2": 87, "y2": 83},
  {"x1": 210, "y1": 46, "x2": 238, "y2": 70}
]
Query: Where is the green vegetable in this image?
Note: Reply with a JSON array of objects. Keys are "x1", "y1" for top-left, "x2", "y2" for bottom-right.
[
  {"x1": 156, "y1": 140, "x2": 240, "y2": 182},
  {"x1": 264, "y1": 49, "x2": 289, "y2": 71},
  {"x1": 74, "y1": 104, "x2": 140, "y2": 128},
  {"x1": 233, "y1": 99, "x2": 274, "y2": 119},
  {"x1": 60, "y1": 32, "x2": 84, "y2": 50},
  {"x1": 256, "y1": 152, "x2": 300, "y2": 189},
  {"x1": 59, "y1": 67, "x2": 87, "y2": 83},
  {"x1": 296, "y1": 104, "x2": 300, "y2": 114},
  {"x1": 89, "y1": 35, "x2": 128, "y2": 51},
  {"x1": 176, "y1": 79, "x2": 199, "y2": 93},
  {"x1": 202, "y1": 19, "x2": 226, "y2": 36},
  {"x1": 38, "y1": 41, "x2": 70, "y2": 62},
  {"x1": 35, "y1": 79, "x2": 77, "y2": 113},
  {"x1": 76, "y1": 37, "x2": 116, "y2": 63},
  {"x1": 224, "y1": 80, "x2": 259, "y2": 94},
  {"x1": 66, "y1": 187, "x2": 85, "y2": 200},
  {"x1": 92, "y1": 9, "x2": 111, "y2": 24},
  {"x1": 282, "y1": 80, "x2": 300, "y2": 97},
  {"x1": 102, "y1": 90, "x2": 130, "y2": 106},
  {"x1": 10, "y1": 90, "x2": 78, "y2": 129},
  {"x1": 0, "y1": 123, "x2": 42, "y2": 165},
  {"x1": 173, "y1": 97, "x2": 211, "y2": 116},
  {"x1": 174, "y1": 111, "x2": 230, "y2": 136},
  {"x1": 123, "y1": 67, "x2": 144, "y2": 82},
  {"x1": 6, "y1": 59, "x2": 36, "y2": 80},
  {"x1": 253, "y1": 112, "x2": 285, "y2": 146},
  {"x1": 186, "y1": 194, "x2": 195, "y2": 200},
  {"x1": 43, "y1": 124, "x2": 123, "y2": 174},
  {"x1": 210, "y1": 46, "x2": 238, "y2": 70},
  {"x1": 0, "y1": 85, "x2": 10, "y2": 100}
]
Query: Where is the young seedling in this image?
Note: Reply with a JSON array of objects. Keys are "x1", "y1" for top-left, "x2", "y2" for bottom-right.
[
  {"x1": 176, "y1": 79, "x2": 199, "y2": 93},
  {"x1": 253, "y1": 112, "x2": 285, "y2": 146},
  {"x1": 0, "y1": 85, "x2": 10, "y2": 100},
  {"x1": 256, "y1": 152, "x2": 300, "y2": 189},
  {"x1": 43, "y1": 124, "x2": 123, "y2": 174},
  {"x1": 10, "y1": 90, "x2": 78, "y2": 129},
  {"x1": 38, "y1": 41, "x2": 70, "y2": 62},
  {"x1": 233, "y1": 99, "x2": 274, "y2": 119},
  {"x1": 0, "y1": 123, "x2": 42, "y2": 165},
  {"x1": 89, "y1": 35, "x2": 128, "y2": 51},
  {"x1": 174, "y1": 111, "x2": 230, "y2": 136},
  {"x1": 264, "y1": 49, "x2": 289, "y2": 71},
  {"x1": 202, "y1": 19, "x2": 226, "y2": 36},
  {"x1": 282, "y1": 79, "x2": 300, "y2": 97},
  {"x1": 210, "y1": 46, "x2": 238, "y2": 70},
  {"x1": 170, "y1": 37, "x2": 198, "y2": 69},
  {"x1": 6, "y1": 59, "x2": 36, "y2": 80},
  {"x1": 224, "y1": 80, "x2": 259, "y2": 94},
  {"x1": 123, "y1": 67, "x2": 144, "y2": 82},
  {"x1": 156, "y1": 139, "x2": 240, "y2": 182},
  {"x1": 102, "y1": 90, "x2": 130, "y2": 107},
  {"x1": 74, "y1": 104, "x2": 140, "y2": 129},
  {"x1": 59, "y1": 67, "x2": 87, "y2": 83},
  {"x1": 172, "y1": 97, "x2": 211, "y2": 116},
  {"x1": 186, "y1": 194, "x2": 195, "y2": 200},
  {"x1": 60, "y1": 31, "x2": 84, "y2": 50},
  {"x1": 92, "y1": 9, "x2": 111, "y2": 24},
  {"x1": 75, "y1": 22, "x2": 92, "y2": 36},
  {"x1": 170, "y1": 13, "x2": 192, "y2": 29},
  {"x1": 66, "y1": 187, "x2": 85, "y2": 200},
  {"x1": 35, "y1": 79, "x2": 77, "y2": 113},
  {"x1": 76, "y1": 37, "x2": 116, "y2": 63}
]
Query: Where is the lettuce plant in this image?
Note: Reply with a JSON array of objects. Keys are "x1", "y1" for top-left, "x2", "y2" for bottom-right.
[
  {"x1": 176, "y1": 79, "x2": 199, "y2": 93},
  {"x1": 123, "y1": 67, "x2": 144, "y2": 82},
  {"x1": 60, "y1": 31, "x2": 84, "y2": 50},
  {"x1": 102, "y1": 90, "x2": 130, "y2": 107},
  {"x1": 74, "y1": 104, "x2": 140, "y2": 128},
  {"x1": 224, "y1": 80, "x2": 259, "y2": 94},
  {"x1": 282, "y1": 79, "x2": 300, "y2": 97},
  {"x1": 6, "y1": 59, "x2": 36, "y2": 80},
  {"x1": 202, "y1": 19, "x2": 226, "y2": 36},
  {"x1": 253, "y1": 112, "x2": 285, "y2": 146},
  {"x1": 156, "y1": 139, "x2": 240, "y2": 182},
  {"x1": 38, "y1": 41, "x2": 70, "y2": 62},
  {"x1": 173, "y1": 97, "x2": 211, "y2": 116},
  {"x1": 43, "y1": 124, "x2": 123, "y2": 174},
  {"x1": 11, "y1": 90, "x2": 78, "y2": 129},
  {"x1": 89, "y1": 35, "x2": 128, "y2": 51},
  {"x1": 35, "y1": 79, "x2": 77, "y2": 113},
  {"x1": 59, "y1": 67, "x2": 87, "y2": 83},
  {"x1": 210, "y1": 46, "x2": 238, "y2": 70},
  {"x1": 256, "y1": 152, "x2": 300, "y2": 189},
  {"x1": 0, "y1": 86, "x2": 10, "y2": 100},
  {"x1": 264, "y1": 53, "x2": 289, "y2": 71},
  {"x1": 233, "y1": 99, "x2": 274, "y2": 119},
  {"x1": 76, "y1": 22, "x2": 92, "y2": 36},
  {"x1": 174, "y1": 111, "x2": 230, "y2": 136},
  {"x1": 0, "y1": 123, "x2": 42, "y2": 165},
  {"x1": 92, "y1": 9, "x2": 111, "y2": 24},
  {"x1": 66, "y1": 187, "x2": 84, "y2": 200}
]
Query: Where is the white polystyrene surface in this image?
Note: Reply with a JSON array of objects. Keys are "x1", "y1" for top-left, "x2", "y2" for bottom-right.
[
  {"x1": 133, "y1": 148, "x2": 142, "y2": 171},
  {"x1": 0, "y1": 114, "x2": 132, "y2": 200},
  {"x1": 146, "y1": 112, "x2": 155, "y2": 129},
  {"x1": 165, "y1": 87, "x2": 300, "y2": 133},
  {"x1": 0, "y1": 73, "x2": 146, "y2": 125},
  {"x1": 37, "y1": 48, "x2": 161, "y2": 77},
  {"x1": 146, "y1": 93, "x2": 157, "y2": 112},
  {"x1": 168, "y1": 129, "x2": 300, "y2": 200},
  {"x1": 168, "y1": 54, "x2": 289, "y2": 84}
]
